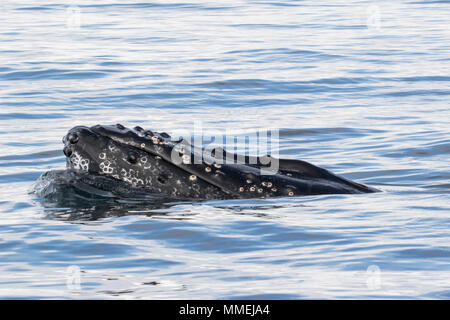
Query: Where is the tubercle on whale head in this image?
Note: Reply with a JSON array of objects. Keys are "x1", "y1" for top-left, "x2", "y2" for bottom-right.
[{"x1": 90, "y1": 124, "x2": 176, "y2": 148}]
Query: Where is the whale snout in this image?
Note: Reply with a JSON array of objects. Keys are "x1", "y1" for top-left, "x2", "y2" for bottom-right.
[{"x1": 62, "y1": 126, "x2": 107, "y2": 172}]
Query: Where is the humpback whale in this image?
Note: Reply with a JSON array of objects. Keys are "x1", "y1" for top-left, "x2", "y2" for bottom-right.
[{"x1": 61, "y1": 124, "x2": 377, "y2": 199}]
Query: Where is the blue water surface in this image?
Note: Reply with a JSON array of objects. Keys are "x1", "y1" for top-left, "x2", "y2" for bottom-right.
[{"x1": 0, "y1": 0, "x2": 449, "y2": 299}]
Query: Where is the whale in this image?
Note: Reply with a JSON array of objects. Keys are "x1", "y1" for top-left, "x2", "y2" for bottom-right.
[{"x1": 61, "y1": 124, "x2": 378, "y2": 200}]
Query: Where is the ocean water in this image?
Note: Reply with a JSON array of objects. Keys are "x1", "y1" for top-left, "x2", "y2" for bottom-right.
[{"x1": 0, "y1": 0, "x2": 449, "y2": 299}]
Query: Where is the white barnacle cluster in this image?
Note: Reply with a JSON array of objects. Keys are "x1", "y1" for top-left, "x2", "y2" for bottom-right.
[
  {"x1": 70, "y1": 151, "x2": 89, "y2": 171},
  {"x1": 99, "y1": 160, "x2": 114, "y2": 174},
  {"x1": 151, "y1": 136, "x2": 159, "y2": 144},
  {"x1": 182, "y1": 154, "x2": 190, "y2": 164},
  {"x1": 140, "y1": 156, "x2": 152, "y2": 170},
  {"x1": 238, "y1": 180, "x2": 277, "y2": 194},
  {"x1": 261, "y1": 181, "x2": 273, "y2": 188},
  {"x1": 108, "y1": 142, "x2": 117, "y2": 152},
  {"x1": 119, "y1": 168, "x2": 144, "y2": 186}
]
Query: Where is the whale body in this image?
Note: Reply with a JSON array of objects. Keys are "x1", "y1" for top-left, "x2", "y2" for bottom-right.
[{"x1": 61, "y1": 124, "x2": 378, "y2": 200}]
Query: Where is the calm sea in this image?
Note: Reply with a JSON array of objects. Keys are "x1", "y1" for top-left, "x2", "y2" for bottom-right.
[{"x1": 0, "y1": 0, "x2": 449, "y2": 299}]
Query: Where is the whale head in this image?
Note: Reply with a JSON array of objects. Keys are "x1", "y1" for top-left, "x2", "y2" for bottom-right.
[
  {"x1": 60, "y1": 124, "x2": 232, "y2": 199},
  {"x1": 61, "y1": 124, "x2": 377, "y2": 199},
  {"x1": 62, "y1": 124, "x2": 174, "y2": 186}
]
